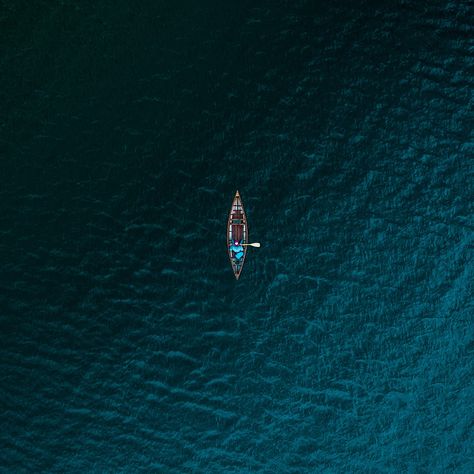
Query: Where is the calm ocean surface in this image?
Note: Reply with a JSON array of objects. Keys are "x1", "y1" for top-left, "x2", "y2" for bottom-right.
[{"x1": 1, "y1": 1, "x2": 473, "y2": 472}]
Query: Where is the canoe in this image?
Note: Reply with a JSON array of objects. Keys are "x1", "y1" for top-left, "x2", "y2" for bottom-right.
[{"x1": 227, "y1": 190, "x2": 247, "y2": 279}]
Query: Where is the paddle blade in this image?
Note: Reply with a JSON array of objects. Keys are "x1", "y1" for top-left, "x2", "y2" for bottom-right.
[{"x1": 249, "y1": 242, "x2": 261, "y2": 248}]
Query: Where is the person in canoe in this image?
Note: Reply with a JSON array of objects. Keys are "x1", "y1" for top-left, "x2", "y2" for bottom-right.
[{"x1": 229, "y1": 240, "x2": 244, "y2": 260}]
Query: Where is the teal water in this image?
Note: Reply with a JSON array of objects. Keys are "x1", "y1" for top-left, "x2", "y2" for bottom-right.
[{"x1": 1, "y1": 1, "x2": 473, "y2": 472}]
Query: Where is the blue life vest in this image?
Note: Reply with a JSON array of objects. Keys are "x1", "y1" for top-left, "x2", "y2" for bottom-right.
[{"x1": 230, "y1": 242, "x2": 244, "y2": 260}]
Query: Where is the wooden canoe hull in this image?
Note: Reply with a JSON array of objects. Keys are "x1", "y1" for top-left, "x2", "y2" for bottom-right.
[{"x1": 227, "y1": 190, "x2": 247, "y2": 279}]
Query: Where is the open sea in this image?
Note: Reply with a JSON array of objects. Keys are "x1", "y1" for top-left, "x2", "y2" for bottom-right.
[{"x1": 1, "y1": 1, "x2": 473, "y2": 472}]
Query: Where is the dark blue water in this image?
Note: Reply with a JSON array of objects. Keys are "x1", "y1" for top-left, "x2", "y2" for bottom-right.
[{"x1": 1, "y1": 1, "x2": 473, "y2": 472}]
